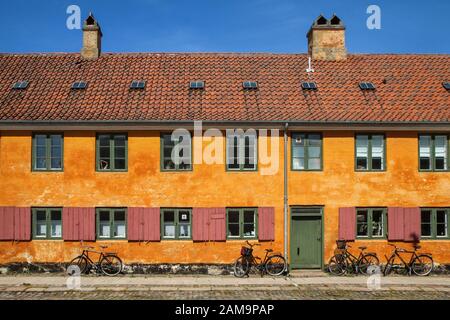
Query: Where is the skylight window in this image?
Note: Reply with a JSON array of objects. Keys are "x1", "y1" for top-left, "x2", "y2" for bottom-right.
[
  {"x1": 443, "y1": 82, "x2": 450, "y2": 91},
  {"x1": 359, "y1": 82, "x2": 376, "y2": 90},
  {"x1": 130, "y1": 80, "x2": 146, "y2": 89},
  {"x1": 71, "y1": 81, "x2": 87, "y2": 89},
  {"x1": 243, "y1": 81, "x2": 258, "y2": 89},
  {"x1": 12, "y1": 81, "x2": 29, "y2": 90},
  {"x1": 301, "y1": 82, "x2": 317, "y2": 90},
  {"x1": 189, "y1": 81, "x2": 205, "y2": 89}
]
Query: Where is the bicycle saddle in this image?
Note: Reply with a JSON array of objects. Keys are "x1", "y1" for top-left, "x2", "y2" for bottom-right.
[
  {"x1": 100, "y1": 245, "x2": 109, "y2": 249},
  {"x1": 265, "y1": 249, "x2": 273, "y2": 253},
  {"x1": 414, "y1": 245, "x2": 421, "y2": 250},
  {"x1": 358, "y1": 246, "x2": 367, "y2": 250}
]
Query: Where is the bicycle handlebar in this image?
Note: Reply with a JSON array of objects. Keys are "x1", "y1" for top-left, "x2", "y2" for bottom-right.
[{"x1": 246, "y1": 240, "x2": 261, "y2": 248}]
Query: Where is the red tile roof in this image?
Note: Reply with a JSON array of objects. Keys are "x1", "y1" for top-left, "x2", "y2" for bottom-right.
[{"x1": 0, "y1": 52, "x2": 449, "y2": 123}]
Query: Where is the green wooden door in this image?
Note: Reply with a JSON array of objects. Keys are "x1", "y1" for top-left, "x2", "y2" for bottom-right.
[{"x1": 290, "y1": 215, "x2": 322, "y2": 269}]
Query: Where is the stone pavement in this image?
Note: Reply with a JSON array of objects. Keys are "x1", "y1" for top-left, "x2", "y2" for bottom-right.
[{"x1": 0, "y1": 271, "x2": 450, "y2": 300}]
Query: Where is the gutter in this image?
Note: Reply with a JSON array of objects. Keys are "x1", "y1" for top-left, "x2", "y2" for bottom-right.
[{"x1": 284, "y1": 122, "x2": 289, "y2": 272}]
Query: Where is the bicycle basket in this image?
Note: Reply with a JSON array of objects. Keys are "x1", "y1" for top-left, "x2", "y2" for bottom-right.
[
  {"x1": 336, "y1": 240, "x2": 347, "y2": 249},
  {"x1": 241, "y1": 247, "x2": 253, "y2": 256}
]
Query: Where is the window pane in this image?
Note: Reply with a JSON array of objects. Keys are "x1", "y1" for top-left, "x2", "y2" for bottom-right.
[
  {"x1": 179, "y1": 211, "x2": 190, "y2": 223},
  {"x1": 371, "y1": 210, "x2": 384, "y2": 237},
  {"x1": 292, "y1": 146, "x2": 304, "y2": 158},
  {"x1": 50, "y1": 210, "x2": 62, "y2": 238},
  {"x1": 356, "y1": 135, "x2": 368, "y2": 170},
  {"x1": 371, "y1": 135, "x2": 384, "y2": 170},
  {"x1": 308, "y1": 158, "x2": 321, "y2": 170},
  {"x1": 243, "y1": 223, "x2": 255, "y2": 237},
  {"x1": 308, "y1": 146, "x2": 321, "y2": 158},
  {"x1": 99, "y1": 135, "x2": 110, "y2": 147},
  {"x1": 99, "y1": 159, "x2": 111, "y2": 170},
  {"x1": 228, "y1": 224, "x2": 240, "y2": 237},
  {"x1": 421, "y1": 210, "x2": 432, "y2": 237},
  {"x1": 36, "y1": 146, "x2": 46, "y2": 158},
  {"x1": 243, "y1": 135, "x2": 256, "y2": 169},
  {"x1": 35, "y1": 210, "x2": 47, "y2": 237},
  {"x1": 163, "y1": 211, "x2": 175, "y2": 238},
  {"x1": 434, "y1": 136, "x2": 447, "y2": 170},
  {"x1": 115, "y1": 147, "x2": 125, "y2": 158},
  {"x1": 308, "y1": 134, "x2": 321, "y2": 146},
  {"x1": 114, "y1": 158, "x2": 126, "y2": 169},
  {"x1": 35, "y1": 135, "x2": 46, "y2": 146},
  {"x1": 51, "y1": 157, "x2": 62, "y2": 169},
  {"x1": 243, "y1": 210, "x2": 255, "y2": 223},
  {"x1": 35, "y1": 158, "x2": 47, "y2": 169},
  {"x1": 114, "y1": 135, "x2": 126, "y2": 147},
  {"x1": 293, "y1": 158, "x2": 305, "y2": 170},
  {"x1": 50, "y1": 135, "x2": 61, "y2": 147},
  {"x1": 228, "y1": 211, "x2": 239, "y2": 223},
  {"x1": 436, "y1": 210, "x2": 448, "y2": 237},
  {"x1": 114, "y1": 222, "x2": 126, "y2": 238},
  {"x1": 419, "y1": 136, "x2": 431, "y2": 169},
  {"x1": 356, "y1": 210, "x2": 368, "y2": 236},
  {"x1": 99, "y1": 211, "x2": 110, "y2": 238},
  {"x1": 163, "y1": 159, "x2": 175, "y2": 170}
]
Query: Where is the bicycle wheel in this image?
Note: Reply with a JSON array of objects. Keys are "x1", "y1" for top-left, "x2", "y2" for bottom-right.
[
  {"x1": 265, "y1": 255, "x2": 287, "y2": 276},
  {"x1": 328, "y1": 254, "x2": 347, "y2": 276},
  {"x1": 233, "y1": 256, "x2": 250, "y2": 278},
  {"x1": 67, "y1": 255, "x2": 88, "y2": 275},
  {"x1": 100, "y1": 254, "x2": 123, "y2": 276},
  {"x1": 383, "y1": 256, "x2": 395, "y2": 276},
  {"x1": 411, "y1": 254, "x2": 433, "y2": 276},
  {"x1": 358, "y1": 253, "x2": 380, "y2": 275}
]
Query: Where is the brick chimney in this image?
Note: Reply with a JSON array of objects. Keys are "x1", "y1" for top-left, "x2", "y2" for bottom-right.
[
  {"x1": 307, "y1": 14, "x2": 346, "y2": 61},
  {"x1": 81, "y1": 13, "x2": 102, "y2": 60}
]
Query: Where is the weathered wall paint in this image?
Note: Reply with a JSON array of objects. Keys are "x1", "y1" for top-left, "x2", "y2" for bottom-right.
[{"x1": 0, "y1": 130, "x2": 449, "y2": 266}]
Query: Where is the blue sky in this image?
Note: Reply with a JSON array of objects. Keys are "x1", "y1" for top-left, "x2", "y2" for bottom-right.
[{"x1": 0, "y1": 0, "x2": 449, "y2": 54}]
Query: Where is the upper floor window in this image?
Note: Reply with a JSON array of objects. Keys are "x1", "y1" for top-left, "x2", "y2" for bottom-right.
[
  {"x1": 421, "y1": 208, "x2": 449, "y2": 239},
  {"x1": 97, "y1": 208, "x2": 127, "y2": 239},
  {"x1": 226, "y1": 130, "x2": 257, "y2": 171},
  {"x1": 96, "y1": 134, "x2": 127, "y2": 171},
  {"x1": 356, "y1": 208, "x2": 386, "y2": 238},
  {"x1": 161, "y1": 208, "x2": 192, "y2": 239},
  {"x1": 161, "y1": 132, "x2": 192, "y2": 171},
  {"x1": 227, "y1": 208, "x2": 257, "y2": 239},
  {"x1": 32, "y1": 208, "x2": 62, "y2": 239},
  {"x1": 419, "y1": 134, "x2": 448, "y2": 171},
  {"x1": 355, "y1": 134, "x2": 385, "y2": 171},
  {"x1": 32, "y1": 133, "x2": 63, "y2": 171},
  {"x1": 291, "y1": 133, "x2": 322, "y2": 170}
]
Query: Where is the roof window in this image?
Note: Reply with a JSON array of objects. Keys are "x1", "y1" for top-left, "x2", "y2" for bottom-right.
[
  {"x1": 12, "y1": 81, "x2": 29, "y2": 90},
  {"x1": 443, "y1": 82, "x2": 450, "y2": 90},
  {"x1": 359, "y1": 82, "x2": 376, "y2": 90},
  {"x1": 130, "y1": 80, "x2": 146, "y2": 89},
  {"x1": 71, "y1": 81, "x2": 87, "y2": 89},
  {"x1": 301, "y1": 82, "x2": 317, "y2": 90},
  {"x1": 243, "y1": 81, "x2": 258, "y2": 89},
  {"x1": 189, "y1": 81, "x2": 205, "y2": 89}
]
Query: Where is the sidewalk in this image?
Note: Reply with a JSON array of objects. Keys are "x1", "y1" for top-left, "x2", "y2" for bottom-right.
[{"x1": 1, "y1": 272, "x2": 450, "y2": 299}]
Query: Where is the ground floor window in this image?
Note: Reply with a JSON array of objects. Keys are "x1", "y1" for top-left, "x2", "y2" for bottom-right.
[
  {"x1": 421, "y1": 208, "x2": 449, "y2": 239},
  {"x1": 96, "y1": 208, "x2": 127, "y2": 239},
  {"x1": 356, "y1": 208, "x2": 386, "y2": 238},
  {"x1": 227, "y1": 208, "x2": 257, "y2": 239},
  {"x1": 32, "y1": 208, "x2": 62, "y2": 239},
  {"x1": 161, "y1": 208, "x2": 192, "y2": 239}
]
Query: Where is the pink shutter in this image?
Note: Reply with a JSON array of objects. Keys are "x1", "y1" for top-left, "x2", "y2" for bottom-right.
[
  {"x1": 388, "y1": 207, "x2": 405, "y2": 241},
  {"x1": 338, "y1": 207, "x2": 356, "y2": 241},
  {"x1": 193, "y1": 208, "x2": 209, "y2": 241},
  {"x1": 0, "y1": 207, "x2": 14, "y2": 240},
  {"x1": 128, "y1": 208, "x2": 160, "y2": 241},
  {"x1": 13, "y1": 207, "x2": 31, "y2": 241},
  {"x1": 209, "y1": 208, "x2": 226, "y2": 241},
  {"x1": 258, "y1": 207, "x2": 275, "y2": 241},
  {"x1": 63, "y1": 208, "x2": 95, "y2": 241},
  {"x1": 404, "y1": 207, "x2": 421, "y2": 242}
]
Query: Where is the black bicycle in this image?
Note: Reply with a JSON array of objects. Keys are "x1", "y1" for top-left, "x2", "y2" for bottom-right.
[
  {"x1": 383, "y1": 243, "x2": 433, "y2": 276},
  {"x1": 328, "y1": 240, "x2": 380, "y2": 276},
  {"x1": 233, "y1": 241, "x2": 287, "y2": 277},
  {"x1": 67, "y1": 245, "x2": 123, "y2": 276}
]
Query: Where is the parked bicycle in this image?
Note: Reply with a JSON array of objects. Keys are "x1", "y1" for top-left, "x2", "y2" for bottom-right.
[
  {"x1": 67, "y1": 245, "x2": 123, "y2": 276},
  {"x1": 383, "y1": 243, "x2": 433, "y2": 276},
  {"x1": 328, "y1": 240, "x2": 380, "y2": 276},
  {"x1": 233, "y1": 241, "x2": 287, "y2": 277}
]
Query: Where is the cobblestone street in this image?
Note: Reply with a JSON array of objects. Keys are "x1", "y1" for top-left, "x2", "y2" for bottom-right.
[{"x1": 1, "y1": 272, "x2": 450, "y2": 300}]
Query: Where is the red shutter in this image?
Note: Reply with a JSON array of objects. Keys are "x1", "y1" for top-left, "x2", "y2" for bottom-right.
[
  {"x1": 193, "y1": 208, "x2": 226, "y2": 241},
  {"x1": 388, "y1": 207, "x2": 405, "y2": 241},
  {"x1": 338, "y1": 207, "x2": 356, "y2": 241},
  {"x1": 0, "y1": 207, "x2": 14, "y2": 240},
  {"x1": 209, "y1": 208, "x2": 226, "y2": 241},
  {"x1": 258, "y1": 207, "x2": 275, "y2": 241},
  {"x1": 128, "y1": 208, "x2": 160, "y2": 241},
  {"x1": 404, "y1": 207, "x2": 421, "y2": 242},
  {"x1": 13, "y1": 207, "x2": 31, "y2": 241},
  {"x1": 63, "y1": 208, "x2": 95, "y2": 241},
  {"x1": 193, "y1": 208, "x2": 210, "y2": 241}
]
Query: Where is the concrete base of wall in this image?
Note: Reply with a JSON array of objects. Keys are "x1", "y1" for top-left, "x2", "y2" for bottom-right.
[{"x1": 0, "y1": 262, "x2": 234, "y2": 275}]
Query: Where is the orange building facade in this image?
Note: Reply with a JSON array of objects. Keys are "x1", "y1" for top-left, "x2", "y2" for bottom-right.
[{"x1": 0, "y1": 129, "x2": 449, "y2": 269}]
